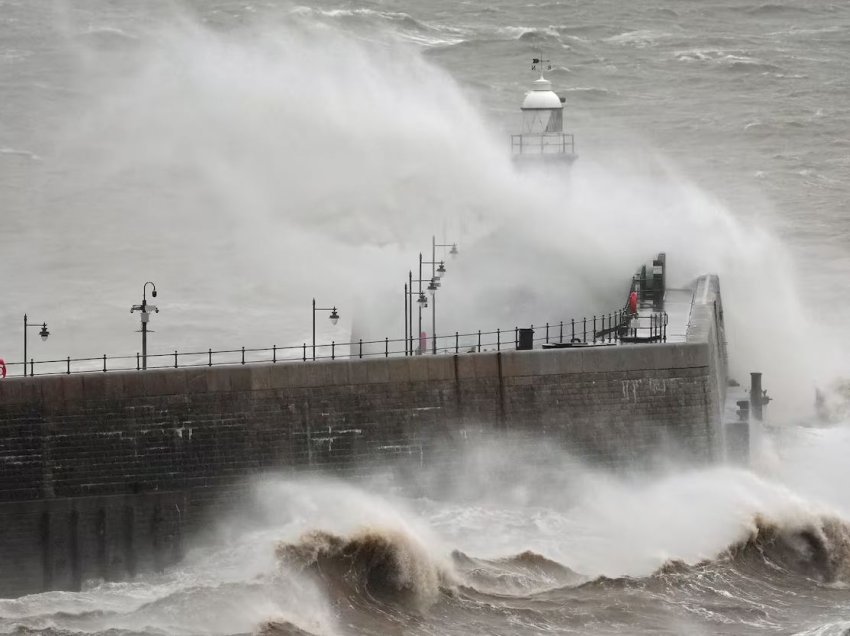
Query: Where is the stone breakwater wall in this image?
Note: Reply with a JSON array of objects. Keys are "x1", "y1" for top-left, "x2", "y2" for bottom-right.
[{"x1": 0, "y1": 275, "x2": 726, "y2": 597}]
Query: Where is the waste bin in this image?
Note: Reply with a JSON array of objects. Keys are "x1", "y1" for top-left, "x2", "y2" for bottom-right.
[{"x1": 517, "y1": 328, "x2": 534, "y2": 351}]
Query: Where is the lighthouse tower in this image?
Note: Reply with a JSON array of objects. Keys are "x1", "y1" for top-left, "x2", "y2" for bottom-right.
[{"x1": 511, "y1": 57, "x2": 577, "y2": 165}]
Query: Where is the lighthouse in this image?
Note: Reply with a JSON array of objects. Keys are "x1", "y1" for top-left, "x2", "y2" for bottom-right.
[{"x1": 511, "y1": 57, "x2": 577, "y2": 165}]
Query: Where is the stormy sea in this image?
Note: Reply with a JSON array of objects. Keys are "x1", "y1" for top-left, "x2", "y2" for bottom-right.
[{"x1": 2, "y1": 0, "x2": 850, "y2": 634}]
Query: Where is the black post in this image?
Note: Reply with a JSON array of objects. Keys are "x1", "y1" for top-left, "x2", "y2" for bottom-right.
[
  {"x1": 312, "y1": 298, "x2": 316, "y2": 361},
  {"x1": 332, "y1": 341, "x2": 335, "y2": 360},
  {"x1": 103, "y1": 354, "x2": 107, "y2": 372},
  {"x1": 455, "y1": 331, "x2": 459, "y2": 353},
  {"x1": 497, "y1": 328, "x2": 501, "y2": 351},
  {"x1": 209, "y1": 349, "x2": 212, "y2": 367},
  {"x1": 359, "y1": 339, "x2": 363, "y2": 358},
  {"x1": 409, "y1": 270, "x2": 414, "y2": 356},
  {"x1": 404, "y1": 283, "x2": 409, "y2": 356},
  {"x1": 141, "y1": 319, "x2": 147, "y2": 370},
  {"x1": 751, "y1": 372, "x2": 763, "y2": 421},
  {"x1": 385, "y1": 337, "x2": 388, "y2": 357},
  {"x1": 66, "y1": 356, "x2": 70, "y2": 375},
  {"x1": 478, "y1": 330, "x2": 481, "y2": 352},
  {"x1": 273, "y1": 345, "x2": 276, "y2": 363},
  {"x1": 241, "y1": 346, "x2": 245, "y2": 365}
]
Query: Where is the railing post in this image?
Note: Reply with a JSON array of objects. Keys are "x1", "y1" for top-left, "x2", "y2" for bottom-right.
[
  {"x1": 241, "y1": 347, "x2": 245, "y2": 365},
  {"x1": 593, "y1": 315, "x2": 597, "y2": 344},
  {"x1": 136, "y1": 353, "x2": 140, "y2": 371},
  {"x1": 103, "y1": 354, "x2": 107, "y2": 372},
  {"x1": 29, "y1": 359, "x2": 33, "y2": 377},
  {"x1": 273, "y1": 344, "x2": 276, "y2": 363},
  {"x1": 514, "y1": 327, "x2": 518, "y2": 348},
  {"x1": 332, "y1": 341, "x2": 336, "y2": 360},
  {"x1": 497, "y1": 328, "x2": 501, "y2": 351},
  {"x1": 478, "y1": 330, "x2": 481, "y2": 352},
  {"x1": 455, "y1": 331, "x2": 459, "y2": 354},
  {"x1": 303, "y1": 343, "x2": 306, "y2": 362},
  {"x1": 583, "y1": 317, "x2": 587, "y2": 343},
  {"x1": 359, "y1": 339, "x2": 363, "y2": 358},
  {"x1": 546, "y1": 322, "x2": 549, "y2": 344},
  {"x1": 66, "y1": 356, "x2": 71, "y2": 375},
  {"x1": 571, "y1": 318, "x2": 575, "y2": 342},
  {"x1": 209, "y1": 349, "x2": 212, "y2": 367},
  {"x1": 663, "y1": 313, "x2": 667, "y2": 342},
  {"x1": 174, "y1": 350, "x2": 178, "y2": 369},
  {"x1": 560, "y1": 321, "x2": 563, "y2": 344},
  {"x1": 385, "y1": 337, "x2": 388, "y2": 357}
]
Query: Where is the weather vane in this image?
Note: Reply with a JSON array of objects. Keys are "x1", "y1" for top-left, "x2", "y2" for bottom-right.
[{"x1": 531, "y1": 54, "x2": 552, "y2": 76}]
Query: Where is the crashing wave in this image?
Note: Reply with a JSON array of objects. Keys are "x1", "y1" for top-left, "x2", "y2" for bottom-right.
[
  {"x1": 452, "y1": 549, "x2": 583, "y2": 595},
  {"x1": 276, "y1": 528, "x2": 452, "y2": 611}
]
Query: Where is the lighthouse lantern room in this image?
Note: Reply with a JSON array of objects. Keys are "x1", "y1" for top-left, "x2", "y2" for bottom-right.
[{"x1": 511, "y1": 56, "x2": 577, "y2": 165}]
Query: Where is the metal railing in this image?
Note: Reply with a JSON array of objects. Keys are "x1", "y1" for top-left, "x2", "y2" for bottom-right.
[
  {"x1": 3, "y1": 308, "x2": 667, "y2": 378},
  {"x1": 511, "y1": 132, "x2": 576, "y2": 156}
]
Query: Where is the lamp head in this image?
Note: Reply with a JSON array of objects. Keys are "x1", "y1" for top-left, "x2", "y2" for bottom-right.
[
  {"x1": 450, "y1": 243, "x2": 458, "y2": 257},
  {"x1": 152, "y1": 290, "x2": 157, "y2": 298},
  {"x1": 436, "y1": 261, "x2": 446, "y2": 277},
  {"x1": 329, "y1": 307, "x2": 339, "y2": 326},
  {"x1": 417, "y1": 293, "x2": 427, "y2": 307},
  {"x1": 39, "y1": 323, "x2": 49, "y2": 341}
]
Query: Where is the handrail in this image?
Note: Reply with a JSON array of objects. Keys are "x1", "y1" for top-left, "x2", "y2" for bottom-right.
[
  {"x1": 511, "y1": 132, "x2": 575, "y2": 155},
  {"x1": 2, "y1": 308, "x2": 667, "y2": 378}
]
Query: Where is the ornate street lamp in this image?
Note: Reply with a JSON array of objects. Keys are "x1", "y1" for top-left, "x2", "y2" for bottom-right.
[
  {"x1": 312, "y1": 299, "x2": 340, "y2": 361},
  {"x1": 22, "y1": 314, "x2": 49, "y2": 376},
  {"x1": 130, "y1": 281, "x2": 158, "y2": 370}
]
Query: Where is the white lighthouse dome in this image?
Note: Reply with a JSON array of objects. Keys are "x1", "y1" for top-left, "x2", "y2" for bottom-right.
[{"x1": 521, "y1": 77, "x2": 563, "y2": 110}]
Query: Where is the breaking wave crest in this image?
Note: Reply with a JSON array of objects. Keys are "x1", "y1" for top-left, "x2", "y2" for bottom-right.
[
  {"x1": 276, "y1": 528, "x2": 453, "y2": 611},
  {"x1": 452, "y1": 549, "x2": 584, "y2": 595},
  {"x1": 581, "y1": 512, "x2": 850, "y2": 593},
  {"x1": 729, "y1": 514, "x2": 850, "y2": 582}
]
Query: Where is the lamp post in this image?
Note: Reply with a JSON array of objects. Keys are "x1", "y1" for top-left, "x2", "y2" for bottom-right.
[
  {"x1": 428, "y1": 235, "x2": 458, "y2": 355},
  {"x1": 130, "y1": 281, "x2": 158, "y2": 370},
  {"x1": 404, "y1": 276, "x2": 428, "y2": 356},
  {"x1": 312, "y1": 299, "x2": 339, "y2": 361},
  {"x1": 22, "y1": 314, "x2": 49, "y2": 376}
]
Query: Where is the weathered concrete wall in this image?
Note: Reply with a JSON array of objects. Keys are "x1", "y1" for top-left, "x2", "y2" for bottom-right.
[{"x1": 0, "y1": 275, "x2": 726, "y2": 596}]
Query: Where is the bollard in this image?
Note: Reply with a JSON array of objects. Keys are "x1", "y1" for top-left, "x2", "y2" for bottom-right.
[
  {"x1": 273, "y1": 345, "x2": 276, "y2": 364},
  {"x1": 174, "y1": 351, "x2": 178, "y2": 369},
  {"x1": 241, "y1": 347, "x2": 245, "y2": 365},
  {"x1": 136, "y1": 353, "x2": 140, "y2": 371},
  {"x1": 359, "y1": 339, "x2": 363, "y2": 359},
  {"x1": 332, "y1": 341, "x2": 336, "y2": 360},
  {"x1": 67, "y1": 356, "x2": 71, "y2": 375},
  {"x1": 103, "y1": 355, "x2": 107, "y2": 372},
  {"x1": 209, "y1": 349, "x2": 212, "y2": 367},
  {"x1": 303, "y1": 343, "x2": 306, "y2": 362}
]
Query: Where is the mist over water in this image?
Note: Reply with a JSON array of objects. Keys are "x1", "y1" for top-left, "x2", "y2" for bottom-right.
[{"x1": 2, "y1": 0, "x2": 850, "y2": 632}]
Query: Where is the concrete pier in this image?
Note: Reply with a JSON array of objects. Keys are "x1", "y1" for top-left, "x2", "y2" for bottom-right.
[{"x1": 0, "y1": 275, "x2": 728, "y2": 597}]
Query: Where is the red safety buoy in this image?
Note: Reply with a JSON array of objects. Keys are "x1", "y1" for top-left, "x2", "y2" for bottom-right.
[
  {"x1": 0, "y1": 358, "x2": 6, "y2": 379},
  {"x1": 628, "y1": 291, "x2": 638, "y2": 315}
]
